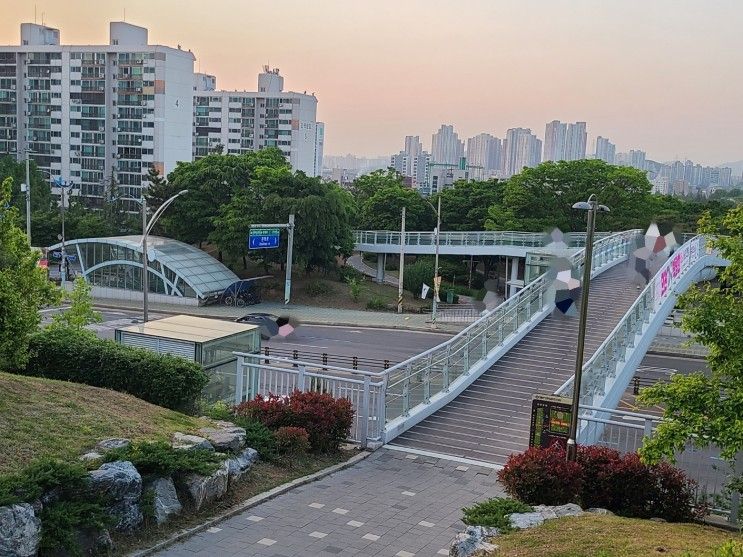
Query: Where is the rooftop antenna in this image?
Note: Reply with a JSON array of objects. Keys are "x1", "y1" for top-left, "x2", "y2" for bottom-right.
[
  {"x1": 124, "y1": 8, "x2": 126, "y2": 21},
  {"x1": 41, "y1": 12, "x2": 45, "y2": 25}
]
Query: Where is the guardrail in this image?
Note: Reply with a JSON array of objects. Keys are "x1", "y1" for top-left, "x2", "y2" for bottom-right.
[
  {"x1": 235, "y1": 229, "x2": 642, "y2": 448},
  {"x1": 555, "y1": 235, "x2": 725, "y2": 433},
  {"x1": 353, "y1": 230, "x2": 611, "y2": 249}
]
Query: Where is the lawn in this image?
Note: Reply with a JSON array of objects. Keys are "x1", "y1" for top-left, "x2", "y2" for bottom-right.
[
  {"x1": 490, "y1": 514, "x2": 740, "y2": 557},
  {"x1": 0, "y1": 371, "x2": 210, "y2": 474}
]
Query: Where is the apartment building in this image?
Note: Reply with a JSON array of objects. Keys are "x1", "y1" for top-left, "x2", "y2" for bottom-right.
[
  {"x1": 192, "y1": 67, "x2": 323, "y2": 176},
  {"x1": 0, "y1": 22, "x2": 195, "y2": 206}
]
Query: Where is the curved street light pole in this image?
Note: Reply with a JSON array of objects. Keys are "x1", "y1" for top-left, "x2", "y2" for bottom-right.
[
  {"x1": 423, "y1": 196, "x2": 442, "y2": 328},
  {"x1": 566, "y1": 193, "x2": 610, "y2": 461},
  {"x1": 141, "y1": 190, "x2": 188, "y2": 322}
]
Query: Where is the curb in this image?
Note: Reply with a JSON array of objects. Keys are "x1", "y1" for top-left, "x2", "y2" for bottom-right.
[
  {"x1": 127, "y1": 450, "x2": 372, "y2": 557},
  {"x1": 93, "y1": 302, "x2": 461, "y2": 334}
]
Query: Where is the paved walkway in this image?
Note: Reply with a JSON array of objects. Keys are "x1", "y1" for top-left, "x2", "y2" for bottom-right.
[
  {"x1": 347, "y1": 255, "x2": 398, "y2": 286},
  {"x1": 154, "y1": 449, "x2": 503, "y2": 557},
  {"x1": 94, "y1": 299, "x2": 465, "y2": 333}
]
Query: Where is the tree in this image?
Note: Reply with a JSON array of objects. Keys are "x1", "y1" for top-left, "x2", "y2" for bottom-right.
[
  {"x1": 348, "y1": 169, "x2": 405, "y2": 206},
  {"x1": 434, "y1": 179, "x2": 503, "y2": 231},
  {"x1": 485, "y1": 160, "x2": 654, "y2": 232},
  {"x1": 0, "y1": 177, "x2": 59, "y2": 369},
  {"x1": 359, "y1": 184, "x2": 435, "y2": 231},
  {"x1": 50, "y1": 276, "x2": 101, "y2": 330},
  {"x1": 638, "y1": 207, "x2": 743, "y2": 475}
]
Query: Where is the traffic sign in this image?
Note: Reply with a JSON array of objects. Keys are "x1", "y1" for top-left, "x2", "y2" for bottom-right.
[
  {"x1": 67, "y1": 255, "x2": 77, "y2": 263},
  {"x1": 52, "y1": 251, "x2": 62, "y2": 258},
  {"x1": 248, "y1": 228, "x2": 280, "y2": 249}
]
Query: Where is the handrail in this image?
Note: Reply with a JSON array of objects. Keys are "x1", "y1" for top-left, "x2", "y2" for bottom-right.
[
  {"x1": 555, "y1": 235, "x2": 710, "y2": 402},
  {"x1": 353, "y1": 229, "x2": 613, "y2": 248}
]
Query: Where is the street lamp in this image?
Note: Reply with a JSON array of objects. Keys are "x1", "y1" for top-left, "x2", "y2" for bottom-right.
[
  {"x1": 22, "y1": 148, "x2": 33, "y2": 243},
  {"x1": 53, "y1": 176, "x2": 77, "y2": 287},
  {"x1": 423, "y1": 196, "x2": 442, "y2": 328},
  {"x1": 141, "y1": 190, "x2": 188, "y2": 322},
  {"x1": 566, "y1": 194, "x2": 610, "y2": 461}
]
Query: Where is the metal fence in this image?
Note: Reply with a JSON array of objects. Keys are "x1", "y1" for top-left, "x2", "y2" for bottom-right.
[
  {"x1": 354, "y1": 230, "x2": 611, "y2": 249},
  {"x1": 578, "y1": 406, "x2": 738, "y2": 520}
]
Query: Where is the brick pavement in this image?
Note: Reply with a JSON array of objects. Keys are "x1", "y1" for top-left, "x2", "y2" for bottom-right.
[{"x1": 154, "y1": 449, "x2": 504, "y2": 557}]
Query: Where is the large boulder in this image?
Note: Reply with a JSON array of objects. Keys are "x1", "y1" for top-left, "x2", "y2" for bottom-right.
[
  {"x1": 449, "y1": 525, "x2": 499, "y2": 557},
  {"x1": 95, "y1": 438, "x2": 130, "y2": 453},
  {"x1": 88, "y1": 461, "x2": 142, "y2": 531},
  {"x1": 198, "y1": 425, "x2": 246, "y2": 453},
  {"x1": 508, "y1": 511, "x2": 545, "y2": 530},
  {"x1": 225, "y1": 448, "x2": 258, "y2": 485},
  {"x1": 0, "y1": 503, "x2": 41, "y2": 557},
  {"x1": 175, "y1": 462, "x2": 229, "y2": 512},
  {"x1": 146, "y1": 477, "x2": 182, "y2": 525},
  {"x1": 172, "y1": 433, "x2": 214, "y2": 452}
]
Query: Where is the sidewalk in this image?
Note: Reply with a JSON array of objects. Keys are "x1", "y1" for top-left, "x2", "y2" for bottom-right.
[{"x1": 94, "y1": 298, "x2": 464, "y2": 333}]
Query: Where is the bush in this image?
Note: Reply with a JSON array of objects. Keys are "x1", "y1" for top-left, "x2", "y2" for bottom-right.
[
  {"x1": 237, "y1": 417, "x2": 278, "y2": 462},
  {"x1": 104, "y1": 441, "x2": 224, "y2": 476},
  {"x1": 498, "y1": 443, "x2": 582, "y2": 505},
  {"x1": 305, "y1": 279, "x2": 331, "y2": 297},
  {"x1": 237, "y1": 390, "x2": 354, "y2": 453},
  {"x1": 21, "y1": 327, "x2": 209, "y2": 412},
  {"x1": 462, "y1": 497, "x2": 533, "y2": 530},
  {"x1": 345, "y1": 276, "x2": 363, "y2": 302},
  {"x1": 366, "y1": 297, "x2": 387, "y2": 311},
  {"x1": 710, "y1": 541, "x2": 743, "y2": 557},
  {"x1": 275, "y1": 426, "x2": 310, "y2": 457},
  {"x1": 403, "y1": 259, "x2": 435, "y2": 298},
  {"x1": 40, "y1": 500, "x2": 111, "y2": 557},
  {"x1": 500, "y1": 444, "x2": 698, "y2": 522},
  {"x1": 0, "y1": 458, "x2": 89, "y2": 506},
  {"x1": 337, "y1": 266, "x2": 363, "y2": 283}
]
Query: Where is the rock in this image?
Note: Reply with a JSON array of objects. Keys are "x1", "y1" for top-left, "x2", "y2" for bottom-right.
[
  {"x1": 88, "y1": 461, "x2": 142, "y2": 531},
  {"x1": 449, "y1": 525, "x2": 499, "y2": 557},
  {"x1": 147, "y1": 477, "x2": 182, "y2": 525},
  {"x1": 587, "y1": 507, "x2": 614, "y2": 515},
  {"x1": 550, "y1": 503, "x2": 584, "y2": 518},
  {"x1": 226, "y1": 448, "x2": 259, "y2": 485},
  {"x1": 198, "y1": 426, "x2": 247, "y2": 453},
  {"x1": 532, "y1": 505, "x2": 558, "y2": 520},
  {"x1": 0, "y1": 503, "x2": 41, "y2": 557},
  {"x1": 175, "y1": 461, "x2": 229, "y2": 512},
  {"x1": 72, "y1": 528, "x2": 113, "y2": 556},
  {"x1": 79, "y1": 451, "x2": 103, "y2": 462},
  {"x1": 508, "y1": 511, "x2": 545, "y2": 530},
  {"x1": 95, "y1": 438, "x2": 130, "y2": 452},
  {"x1": 172, "y1": 432, "x2": 214, "y2": 452},
  {"x1": 650, "y1": 517, "x2": 667, "y2": 523}
]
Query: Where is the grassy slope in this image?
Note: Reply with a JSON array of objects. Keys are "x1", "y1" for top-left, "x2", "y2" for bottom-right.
[
  {"x1": 0, "y1": 371, "x2": 209, "y2": 474},
  {"x1": 492, "y1": 514, "x2": 739, "y2": 557}
]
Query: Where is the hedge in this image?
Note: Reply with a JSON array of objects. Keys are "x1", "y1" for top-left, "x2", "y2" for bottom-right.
[{"x1": 20, "y1": 328, "x2": 208, "y2": 412}]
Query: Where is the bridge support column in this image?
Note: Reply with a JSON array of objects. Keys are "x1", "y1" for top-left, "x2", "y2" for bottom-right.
[
  {"x1": 375, "y1": 254, "x2": 385, "y2": 284},
  {"x1": 508, "y1": 256, "x2": 521, "y2": 298}
]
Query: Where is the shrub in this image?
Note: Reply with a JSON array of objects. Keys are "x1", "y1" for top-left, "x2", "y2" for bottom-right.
[
  {"x1": 498, "y1": 443, "x2": 582, "y2": 505},
  {"x1": 366, "y1": 297, "x2": 387, "y2": 311},
  {"x1": 649, "y1": 461, "x2": 698, "y2": 522},
  {"x1": 576, "y1": 445, "x2": 624, "y2": 509},
  {"x1": 337, "y1": 266, "x2": 363, "y2": 283},
  {"x1": 403, "y1": 259, "x2": 435, "y2": 298},
  {"x1": 462, "y1": 497, "x2": 533, "y2": 530},
  {"x1": 305, "y1": 279, "x2": 331, "y2": 297},
  {"x1": 275, "y1": 426, "x2": 310, "y2": 457},
  {"x1": 39, "y1": 500, "x2": 111, "y2": 557},
  {"x1": 104, "y1": 441, "x2": 224, "y2": 476},
  {"x1": 345, "y1": 276, "x2": 363, "y2": 302},
  {"x1": 236, "y1": 417, "x2": 278, "y2": 462},
  {"x1": 0, "y1": 458, "x2": 89, "y2": 506},
  {"x1": 21, "y1": 327, "x2": 209, "y2": 412},
  {"x1": 237, "y1": 390, "x2": 354, "y2": 453},
  {"x1": 711, "y1": 541, "x2": 743, "y2": 557},
  {"x1": 200, "y1": 400, "x2": 234, "y2": 421}
]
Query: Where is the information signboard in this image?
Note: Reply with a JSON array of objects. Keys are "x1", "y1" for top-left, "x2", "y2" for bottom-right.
[
  {"x1": 529, "y1": 394, "x2": 573, "y2": 449},
  {"x1": 248, "y1": 228, "x2": 280, "y2": 249}
]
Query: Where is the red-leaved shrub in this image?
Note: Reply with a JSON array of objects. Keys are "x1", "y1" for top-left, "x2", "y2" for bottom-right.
[
  {"x1": 500, "y1": 444, "x2": 699, "y2": 522},
  {"x1": 236, "y1": 390, "x2": 354, "y2": 453},
  {"x1": 497, "y1": 443, "x2": 582, "y2": 505},
  {"x1": 275, "y1": 426, "x2": 310, "y2": 457}
]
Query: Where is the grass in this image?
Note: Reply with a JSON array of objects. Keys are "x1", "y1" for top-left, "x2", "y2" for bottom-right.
[
  {"x1": 113, "y1": 450, "x2": 355, "y2": 555},
  {"x1": 489, "y1": 514, "x2": 740, "y2": 557},
  {"x1": 0, "y1": 371, "x2": 210, "y2": 474}
]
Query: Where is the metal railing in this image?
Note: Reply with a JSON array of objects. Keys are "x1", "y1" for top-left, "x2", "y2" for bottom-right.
[
  {"x1": 556, "y1": 235, "x2": 711, "y2": 410},
  {"x1": 354, "y1": 230, "x2": 611, "y2": 249},
  {"x1": 382, "y1": 229, "x2": 641, "y2": 429},
  {"x1": 260, "y1": 345, "x2": 392, "y2": 372},
  {"x1": 235, "y1": 229, "x2": 641, "y2": 447}
]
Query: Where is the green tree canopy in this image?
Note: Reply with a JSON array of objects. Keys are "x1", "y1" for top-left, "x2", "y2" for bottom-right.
[
  {"x1": 0, "y1": 177, "x2": 59, "y2": 369},
  {"x1": 50, "y1": 276, "x2": 101, "y2": 331},
  {"x1": 348, "y1": 169, "x2": 405, "y2": 206},
  {"x1": 485, "y1": 160, "x2": 654, "y2": 232},
  {"x1": 433, "y1": 179, "x2": 504, "y2": 231},
  {"x1": 639, "y1": 206, "x2": 743, "y2": 472},
  {"x1": 359, "y1": 184, "x2": 436, "y2": 231}
]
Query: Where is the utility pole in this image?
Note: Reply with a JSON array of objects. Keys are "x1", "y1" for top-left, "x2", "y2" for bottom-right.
[
  {"x1": 285, "y1": 213, "x2": 295, "y2": 305},
  {"x1": 24, "y1": 150, "x2": 31, "y2": 243},
  {"x1": 60, "y1": 184, "x2": 67, "y2": 286},
  {"x1": 431, "y1": 195, "x2": 442, "y2": 328},
  {"x1": 141, "y1": 196, "x2": 149, "y2": 322},
  {"x1": 397, "y1": 207, "x2": 406, "y2": 314}
]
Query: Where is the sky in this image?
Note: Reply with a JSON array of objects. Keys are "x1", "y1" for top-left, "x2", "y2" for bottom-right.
[{"x1": 2, "y1": 0, "x2": 742, "y2": 165}]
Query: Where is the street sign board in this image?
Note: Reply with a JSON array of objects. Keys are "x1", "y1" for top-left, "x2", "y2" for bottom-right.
[
  {"x1": 248, "y1": 228, "x2": 281, "y2": 249},
  {"x1": 529, "y1": 394, "x2": 573, "y2": 450},
  {"x1": 67, "y1": 255, "x2": 77, "y2": 263},
  {"x1": 52, "y1": 251, "x2": 62, "y2": 258}
]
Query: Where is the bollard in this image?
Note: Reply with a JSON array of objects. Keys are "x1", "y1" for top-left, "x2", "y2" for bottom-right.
[
  {"x1": 264, "y1": 346, "x2": 269, "y2": 364},
  {"x1": 353, "y1": 356, "x2": 358, "y2": 370},
  {"x1": 633, "y1": 377, "x2": 640, "y2": 395},
  {"x1": 292, "y1": 349, "x2": 298, "y2": 368},
  {"x1": 322, "y1": 352, "x2": 328, "y2": 371}
]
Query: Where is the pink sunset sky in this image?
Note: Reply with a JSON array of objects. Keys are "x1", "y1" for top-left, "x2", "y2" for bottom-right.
[{"x1": 1, "y1": 0, "x2": 741, "y2": 164}]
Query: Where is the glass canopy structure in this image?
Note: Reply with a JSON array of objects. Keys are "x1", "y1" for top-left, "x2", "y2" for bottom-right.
[{"x1": 46, "y1": 236, "x2": 239, "y2": 303}]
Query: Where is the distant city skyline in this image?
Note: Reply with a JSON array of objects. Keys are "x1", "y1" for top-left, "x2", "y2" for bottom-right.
[{"x1": 1, "y1": 1, "x2": 741, "y2": 164}]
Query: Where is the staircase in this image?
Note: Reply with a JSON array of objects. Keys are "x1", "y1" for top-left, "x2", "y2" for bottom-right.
[{"x1": 388, "y1": 261, "x2": 643, "y2": 465}]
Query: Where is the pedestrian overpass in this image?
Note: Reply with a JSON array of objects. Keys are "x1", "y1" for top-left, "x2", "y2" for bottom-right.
[{"x1": 236, "y1": 230, "x2": 727, "y2": 466}]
